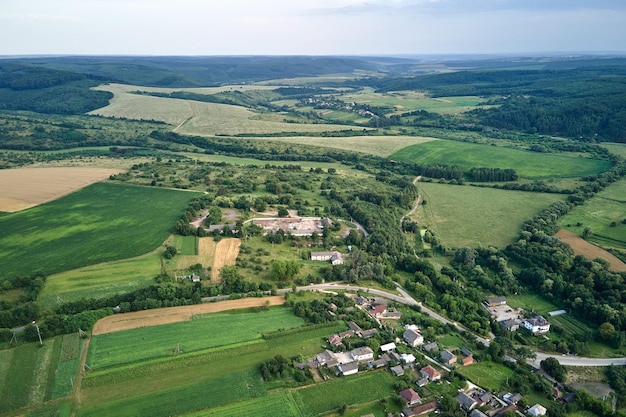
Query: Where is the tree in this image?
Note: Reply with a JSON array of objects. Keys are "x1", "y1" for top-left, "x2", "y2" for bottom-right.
[
  {"x1": 540, "y1": 357, "x2": 567, "y2": 383},
  {"x1": 598, "y1": 322, "x2": 616, "y2": 342},
  {"x1": 278, "y1": 207, "x2": 289, "y2": 217}
]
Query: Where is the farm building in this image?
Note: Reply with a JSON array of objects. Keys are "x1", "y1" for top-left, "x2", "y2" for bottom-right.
[
  {"x1": 499, "y1": 318, "x2": 520, "y2": 332},
  {"x1": 310, "y1": 250, "x2": 344, "y2": 265},
  {"x1": 486, "y1": 296, "x2": 507, "y2": 306},
  {"x1": 522, "y1": 316, "x2": 551, "y2": 334},
  {"x1": 251, "y1": 216, "x2": 330, "y2": 237},
  {"x1": 381, "y1": 342, "x2": 397, "y2": 352},
  {"x1": 391, "y1": 365, "x2": 405, "y2": 376},
  {"x1": 456, "y1": 392, "x2": 478, "y2": 411}
]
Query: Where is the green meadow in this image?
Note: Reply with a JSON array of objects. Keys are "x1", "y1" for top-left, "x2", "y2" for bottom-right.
[
  {"x1": 0, "y1": 182, "x2": 197, "y2": 282},
  {"x1": 559, "y1": 177, "x2": 626, "y2": 249},
  {"x1": 391, "y1": 140, "x2": 611, "y2": 179},
  {"x1": 416, "y1": 182, "x2": 566, "y2": 248},
  {"x1": 456, "y1": 361, "x2": 515, "y2": 392}
]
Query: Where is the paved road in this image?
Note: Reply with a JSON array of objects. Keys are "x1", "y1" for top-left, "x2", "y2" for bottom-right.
[{"x1": 530, "y1": 352, "x2": 626, "y2": 367}]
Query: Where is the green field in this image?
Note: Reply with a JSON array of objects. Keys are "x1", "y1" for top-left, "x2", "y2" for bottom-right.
[
  {"x1": 456, "y1": 361, "x2": 515, "y2": 391},
  {"x1": 506, "y1": 293, "x2": 561, "y2": 316},
  {"x1": 182, "y1": 391, "x2": 305, "y2": 417},
  {"x1": 171, "y1": 235, "x2": 198, "y2": 256},
  {"x1": 87, "y1": 307, "x2": 305, "y2": 369},
  {"x1": 559, "y1": 177, "x2": 626, "y2": 249},
  {"x1": 0, "y1": 182, "x2": 196, "y2": 282},
  {"x1": 415, "y1": 182, "x2": 566, "y2": 248},
  {"x1": 295, "y1": 371, "x2": 396, "y2": 416},
  {"x1": 38, "y1": 251, "x2": 162, "y2": 311},
  {"x1": 391, "y1": 140, "x2": 611, "y2": 179},
  {"x1": 602, "y1": 143, "x2": 626, "y2": 158}
]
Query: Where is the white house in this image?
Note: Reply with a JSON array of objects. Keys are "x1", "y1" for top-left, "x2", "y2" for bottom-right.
[
  {"x1": 522, "y1": 316, "x2": 551, "y2": 334},
  {"x1": 401, "y1": 353, "x2": 416, "y2": 364},
  {"x1": 337, "y1": 361, "x2": 359, "y2": 376},
  {"x1": 310, "y1": 251, "x2": 344, "y2": 265}
]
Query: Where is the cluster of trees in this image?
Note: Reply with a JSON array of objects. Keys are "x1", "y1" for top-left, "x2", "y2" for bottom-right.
[
  {"x1": 270, "y1": 260, "x2": 301, "y2": 281},
  {"x1": 259, "y1": 354, "x2": 313, "y2": 383},
  {"x1": 468, "y1": 167, "x2": 518, "y2": 182}
]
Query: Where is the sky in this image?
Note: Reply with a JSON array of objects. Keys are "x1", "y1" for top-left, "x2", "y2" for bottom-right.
[{"x1": 0, "y1": 0, "x2": 625, "y2": 56}]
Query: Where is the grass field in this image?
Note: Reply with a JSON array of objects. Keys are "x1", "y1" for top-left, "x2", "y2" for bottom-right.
[
  {"x1": 0, "y1": 182, "x2": 196, "y2": 282},
  {"x1": 456, "y1": 361, "x2": 515, "y2": 391},
  {"x1": 550, "y1": 314, "x2": 593, "y2": 338},
  {"x1": 415, "y1": 182, "x2": 566, "y2": 248},
  {"x1": 390, "y1": 140, "x2": 612, "y2": 179},
  {"x1": 249, "y1": 135, "x2": 438, "y2": 157},
  {"x1": 182, "y1": 391, "x2": 305, "y2": 417},
  {"x1": 38, "y1": 251, "x2": 162, "y2": 311},
  {"x1": 87, "y1": 307, "x2": 305, "y2": 369},
  {"x1": 559, "y1": 177, "x2": 626, "y2": 250},
  {"x1": 506, "y1": 293, "x2": 561, "y2": 316},
  {"x1": 602, "y1": 143, "x2": 626, "y2": 158},
  {"x1": 90, "y1": 84, "x2": 353, "y2": 136},
  {"x1": 295, "y1": 371, "x2": 395, "y2": 416},
  {"x1": 338, "y1": 89, "x2": 489, "y2": 115},
  {"x1": 0, "y1": 167, "x2": 121, "y2": 212}
]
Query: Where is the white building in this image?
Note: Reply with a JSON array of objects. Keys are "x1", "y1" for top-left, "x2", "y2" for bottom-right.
[
  {"x1": 350, "y1": 346, "x2": 374, "y2": 362},
  {"x1": 380, "y1": 342, "x2": 397, "y2": 352},
  {"x1": 403, "y1": 328, "x2": 424, "y2": 347},
  {"x1": 522, "y1": 316, "x2": 551, "y2": 334},
  {"x1": 528, "y1": 404, "x2": 547, "y2": 417}
]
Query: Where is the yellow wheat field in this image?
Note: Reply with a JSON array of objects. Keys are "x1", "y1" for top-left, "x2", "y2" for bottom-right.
[
  {"x1": 0, "y1": 167, "x2": 121, "y2": 212},
  {"x1": 211, "y1": 238, "x2": 241, "y2": 283}
]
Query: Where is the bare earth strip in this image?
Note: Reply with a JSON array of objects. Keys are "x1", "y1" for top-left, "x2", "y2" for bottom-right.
[
  {"x1": 211, "y1": 238, "x2": 241, "y2": 283},
  {"x1": 92, "y1": 296, "x2": 286, "y2": 335},
  {"x1": 556, "y1": 229, "x2": 626, "y2": 272},
  {"x1": 0, "y1": 167, "x2": 121, "y2": 212}
]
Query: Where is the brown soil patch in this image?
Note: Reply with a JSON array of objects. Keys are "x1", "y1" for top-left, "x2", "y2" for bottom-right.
[
  {"x1": 0, "y1": 167, "x2": 121, "y2": 212},
  {"x1": 556, "y1": 229, "x2": 626, "y2": 272},
  {"x1": 92, "y1": 296, "x2": 285, "y2": 335},
  {"x1": 211, "y1": 238, "x2": 241, "y2": 282}
]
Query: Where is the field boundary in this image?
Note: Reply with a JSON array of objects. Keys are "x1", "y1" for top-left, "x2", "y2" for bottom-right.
[
  {"x1": 556, "y1": 229, "x2": 626, "y2": 272},
  {"x1": 92, "y1": 296, "x2": 285, "y2": 335}
]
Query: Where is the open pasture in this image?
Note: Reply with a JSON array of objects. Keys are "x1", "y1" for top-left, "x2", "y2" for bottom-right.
[
  {"x1": 0, "y1": 167, "x2": 121, "y2": 212},
  {"x1": 0, "y1": 182, "x2": 196, "y2": 282},
  {"x1": 211, "y1": 238, "x2": 241, "y2": 282},
  {"x1": 89, "y1": 84, "x2": 353, "y2": 136},
  {"x1": 506, "y1": 293, "x2": 561, "y2": 316},
  {"x1": 250, "y1": 135, "x2": 439, "y2": 157},
  {"x1": 558, "y1": 177, "x2": 626, "y2": 251},
  {"x1": 339, "y1": 89, "x2": 488, "y2": 115},
  {"x1": 181, "y1": 391, "x2": 304, "y2": 417},
  {"x1": 457, "y1": 361, "x2": 515, "y2": 392},
  {"x1": 391, "y1": 140, "x2": 611, "y2": 179},
  {"x1": 87, "y1": 307, "x2": 303, "y2": 369},
  {"x1": 416, "y1": 182, "x2": 565, "y2": 248}
]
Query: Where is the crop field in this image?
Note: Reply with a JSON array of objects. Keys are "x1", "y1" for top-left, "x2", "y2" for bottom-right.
[
  {"x1": 457, "y1": 362, "x2": 515, "y2": 392},
  {"x1": 602, "y1": 143, "x2": 626, "y2": 158},
  {"x1": 555, "y1": 229, "x2": 626, "y2": 272},
  {"x1": 89, "y1": 84, "x2": 353, "y2": 136},
  {"x1": 87, "y1": 307, "x2": 304, "y2": 369},
  {"x1": 38, "y1": 251, "x2": 162, "y2": 311},
  {"x1": 211, "y1": 238, "x2": 241, "y2": 282},
  {"x1": 415, "y1": 182, "x2": 566, "y2": 248},
  {"x1": 182, "y1": 391, "x2": 305, "y2": 417},
  {"x1": 550, "y1": 313, "x2": 593, "y2": 338},
  {"x1": 390, "y1": 140, "x2": 611, "y2": 179},
  {"x1": 338, "y1": 89, "x2": 489, "y2": 115},
  {"x1": 559, "y1": 177, "x2": 626, "y2": 251},
  {"x1": 0, "y1": 167, "x2": 121, "y2": 212},
  {"x1": 0, "y1": 182, "x2": 197, "y2": 282},
  {"x1": 171, "y1": 236, "x2": 216, "y2": 273},
  {"x1": 250, "y1": 135, "x2": 439, "y2": 157},
  {"x1": 171, "y1": 235, "x2": 198, "y2": 256}
]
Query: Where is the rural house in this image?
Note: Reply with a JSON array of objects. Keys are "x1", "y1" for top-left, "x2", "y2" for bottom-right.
[
  {"x1": 404, "y1": 328, "x2": 424, "y2": 347},
  {"x1": 369, "y1": 304, "x2": 387, "y2": 318},
  {"x1": 456, "y1": 392, "x2": 478, "y2": 411},
  {"x1": 440, "y1": 350, "x2": 457, "y2": 365},
  {"x1": 337, "y1": 361, "x2": 359, "y2": 376},
  {"x1": 310, "y1": 250, "x2": 344, "y2": 265},
  {"x1": 420, "y1": 365, "x2": 441, "y2": 381},
  {"x1": 391, "y1": 365, "x2": 405, "y2": 376},
  {"x1": 381, "y1": 342, "x2": 397, "y2": 352},
  {"x1": 422, "y1": 341, "x2": 439, "y2": 353},
  {"x1": 350, "y1": 346, "x2": 374, "y2": 362},
  {"x1": 499, "y1": 318, "x2": 520, "y2": 332},
  {"x1": 486, "y1": 296, "x2": 507, "y2": 306},
  {"x1": 528, "y1": 404, "x2": 547, "y2": 417},
  {"x1": 399, "y1": 388, "x2": 422, "y2": 406}
]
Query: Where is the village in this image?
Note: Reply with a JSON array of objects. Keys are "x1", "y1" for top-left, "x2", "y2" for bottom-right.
[{"x1": 291, "y1": 294, "x2": 565, "y2": 417}]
